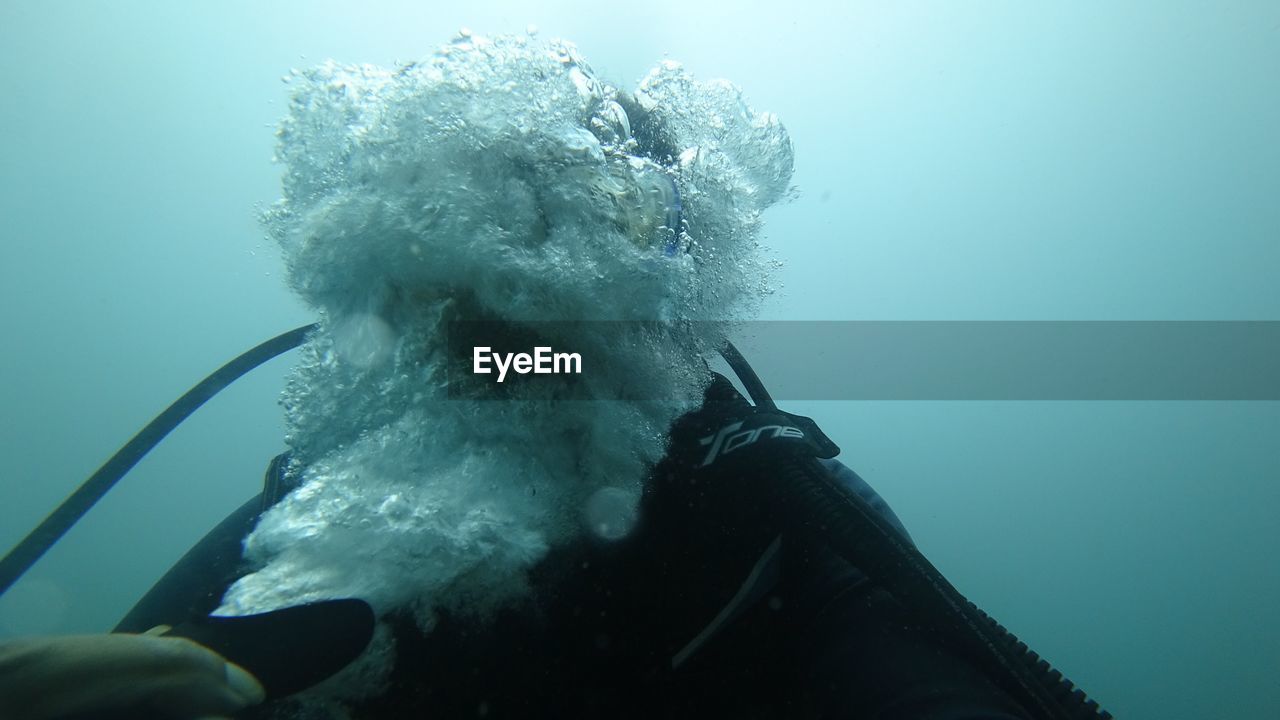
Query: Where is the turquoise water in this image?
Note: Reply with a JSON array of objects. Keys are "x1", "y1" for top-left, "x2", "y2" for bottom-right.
[{"x1": 1, "y1": 2, "x2": 1277, "y2": 718}]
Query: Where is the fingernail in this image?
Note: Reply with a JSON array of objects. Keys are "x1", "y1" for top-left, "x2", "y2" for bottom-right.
[{"x1": 224, "y1": 661, "x2": 266, "y2": 704}]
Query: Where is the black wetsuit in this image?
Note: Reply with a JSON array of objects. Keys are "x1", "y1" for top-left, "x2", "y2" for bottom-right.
[
  {"x1": 121, "y1": 375, "x2": 1032, "y2": 719},
  {"x1": 349, "y1": 376, "x2": 1031, "y2": 719}
]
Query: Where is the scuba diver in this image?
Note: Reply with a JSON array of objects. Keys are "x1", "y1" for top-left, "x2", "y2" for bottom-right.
[
  {"x1": 0, "y1": 34, "x2": 1110, "y2": 720},
  {"x1": 0, "y1": 339, "x2": 1111, "y2": 720}
]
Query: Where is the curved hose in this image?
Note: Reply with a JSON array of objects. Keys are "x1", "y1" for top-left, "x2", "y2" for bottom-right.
[
  {"x1": 0, "y1": 324, "x2": 316, "y2": 597},
  {"x1": 721, "y1": 341, "x2": 776, "y2": 410}
]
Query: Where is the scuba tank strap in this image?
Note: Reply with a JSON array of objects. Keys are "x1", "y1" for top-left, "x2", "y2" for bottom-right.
[
  {"x1": 655, "y1": 369, "x2": 840, "y2": 670},
  {"x1": 665, "y1": 358, "x2": 839, "y2": 472}
]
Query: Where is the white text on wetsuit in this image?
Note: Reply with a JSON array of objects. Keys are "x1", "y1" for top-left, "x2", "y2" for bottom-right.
[
  {"x1": 472, "y1": 347, "x2": 582, "y2": 383},
  {"x1": 700, "y1": 421, "x2": 805, "y2": 466}
]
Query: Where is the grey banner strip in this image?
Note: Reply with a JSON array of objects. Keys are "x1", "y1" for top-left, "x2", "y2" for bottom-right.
[
  {"x1": 736, "y1": 321, "x2": 1280, "y2": 400},
  {"x1": 444, "y1": 321, "x2": 1280, "y2": 400}
]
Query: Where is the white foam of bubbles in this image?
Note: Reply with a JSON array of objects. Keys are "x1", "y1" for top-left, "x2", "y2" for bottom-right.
[{"x1": 218, "y1": 33, "x2": 794, "y2": 702}]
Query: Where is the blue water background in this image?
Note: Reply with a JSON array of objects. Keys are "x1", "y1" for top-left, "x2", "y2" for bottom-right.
[{"x1": 1, "y1": 2, "x2": 1277, "y2": 718}]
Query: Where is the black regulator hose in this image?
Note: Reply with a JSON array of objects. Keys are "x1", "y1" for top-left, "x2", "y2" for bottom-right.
[
  {"x1": 0, "y1": 324, "x2": 316, "y2": 598},
  {"x1": 720, "y1": 341, "x2": 776, "y2": 410},
  {"x1": 777, "y1": 452, "x2": 1111, "y2": 720}
]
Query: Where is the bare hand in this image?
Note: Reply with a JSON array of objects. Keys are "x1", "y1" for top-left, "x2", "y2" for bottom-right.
[{"x1": 0, "y1": 630, "x2": 265, "y2": 720}]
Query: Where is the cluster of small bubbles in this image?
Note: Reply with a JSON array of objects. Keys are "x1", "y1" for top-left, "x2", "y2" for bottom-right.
[{"x1": 227, "y1": 31, "x2": 794, "y2": 699}]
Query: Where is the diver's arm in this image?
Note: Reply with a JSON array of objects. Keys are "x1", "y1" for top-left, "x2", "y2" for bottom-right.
[
  {"x1": 788, "y1": 543, "x2": 1032, "y2": 720},
  {"x1": 818, "y1": 458, "x2": 914, "y2": 543},
  {"x1": 787, "y1": 460, "x2": 1031, "y2": 719},
  {"x1": 0, "y1": 632, "x2": 263, "y2": 720}
]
